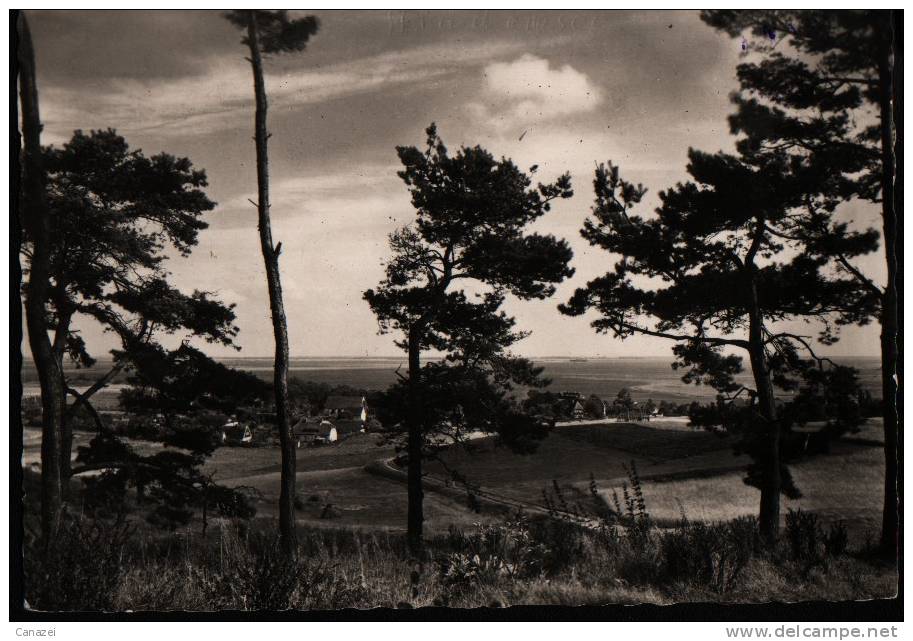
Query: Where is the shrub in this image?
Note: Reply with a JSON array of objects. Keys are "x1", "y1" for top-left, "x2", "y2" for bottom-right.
[
  {"x1": 616, "y1": 463, "x2": 652, "y2": 553},
  {"x1": 438, "y1": 519, "x2": 549, "y2": 596},
  {"x1": 215, "y1": 530, "x2": 330, "y2": 610},
  {"x1": 727, "y1": 515, "x2": 765, "y2": 555},
  {"x1": 68, "y1": 404, "x2": 102, "y2": 432},
  {"x1": 588, "y1": 473, "x2": 616, "y2": 522},
  {"x1": 25, "y1": 513, "x2": 132, "y2": 611},
  {"x1": 611, "y1": 535, "x2": 659, "y2": 587},
  {"x1": 527, "y1": 517, "x2": 587, "y2": 574},
  {"x1": 437, "y1": 552, "x2": 499, "y2": 596},
  {"x1": 824, "y1": 521, "x2": 849, "y2": 558},
  {"x1": 784, "y1": 509, "x2": 848, "y2": 570},
  {"x1": 657, "y1": 518, "x2": 757, "y2": 594},
  {"x1": 785, "y1": 509, "x2": 823, "y2": 567}
]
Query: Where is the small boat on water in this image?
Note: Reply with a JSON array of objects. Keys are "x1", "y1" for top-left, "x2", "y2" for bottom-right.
[{"x1": 569, "y1": 358, "x2": 588, "y2": 363}]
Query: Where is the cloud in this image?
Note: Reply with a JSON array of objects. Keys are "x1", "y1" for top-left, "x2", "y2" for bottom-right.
[
  {"x1": 168, "y1": 164, "x2": 413, "y2": 357},
  {"x1": 40, "y1": 39, "x2": 530, "y2": 141},
  {"x1": 468, "y1": 54, "x2": 603, "y2": 129},
  {"x1": 214, "y1": 163, "x2": 408, "y2": 230},
  {"x1": 186, "y1": 161, "x2": 412, "y2": 310}
]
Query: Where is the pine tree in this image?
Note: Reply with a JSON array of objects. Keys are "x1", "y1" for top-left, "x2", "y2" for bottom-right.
[
  {"x1": 73, "y1": 343, "x2": 265, "y2": 531},
  {"x1": 701, "y1": 7, "x2": 901, "y2": 557},
  {"x1": 560, "y1": 150, "x2": 876, "y2": 540},
  {"x1": 17, "y1": 11, "x2": 64, "y2": 542},
  {"x1": 364, "y1": 124, "x2": 574, "y2": 555},
  {"x1": 224, "y1": 10, "x2": 319, "y2": 554},
  {"x1": 24, "y1": 130, "x2": 237, "y2": 498}
]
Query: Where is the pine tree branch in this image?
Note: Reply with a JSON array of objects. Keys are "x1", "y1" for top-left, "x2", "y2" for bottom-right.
[
  {"x1": 834, "y1": 253, "x2": 884, "y2": 298},
  {"x1": 764, "y1": 331, "x2": 838, "y2": 368},
  {"x1": 616, "y1": 320, "x2": 750, "y2": 349},
  {"x1": 820, "y1": 75, "x2": 878, "y2": 87},
  {"x1": 65, "y1": 364, "x2": 125, "y2": 421},
  {"x1": 64, "y1": 386, "x2": 109, "y2": 434}
]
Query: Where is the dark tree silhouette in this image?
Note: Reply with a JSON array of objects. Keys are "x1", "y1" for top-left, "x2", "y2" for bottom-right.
[
  {"x1": 583, "y1": 394, "x2": 607, "y2": 419},
  {"x1": 560, "y1": 152, "x2": 876, "y2": 541},
  {"x1": 75, "y1": 344, "x2": 263, "y2": 531},
  {"x1": 22, "y1": 130, "x2": 237, "y2": 498},
  {"x1": 118, "y1": 343, "x2": 268, "y2": 422},
  {"x1": 18, "y1": 11, "x2": 64, "y2": 542},
  {"x1": 224, "y1": 9, "x2": 319, "y2": 554},
  {"x1": 701, "y1": 8, "x2": 901, "y2": 557},
  {"x1": 364, "y1": 124, "x2": 574, "y2": 555},
  {"x1": 614, "y1": 388, "x2": 635, "y2": 417}
]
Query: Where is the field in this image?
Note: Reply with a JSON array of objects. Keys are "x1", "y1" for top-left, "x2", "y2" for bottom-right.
[
  {"x1": 21, "y1": 416, "x2": 896, "y2": 609},
  {"x1": 23, "y1": 417, "x2": 887, "y2": 539},
  {"x1": 19, "y1": 357, "x2": 893, "y2": 607},
  {"x1": 20, "y1": 352, "x2": 886, "y2": 538},
  {"x1": 430, "y1": 419, "x2": 885, "y2": 538}
]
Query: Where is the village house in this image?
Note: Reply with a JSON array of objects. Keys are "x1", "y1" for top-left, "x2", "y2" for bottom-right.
[
  {"x1": 572, "y1": 399, "x2": 586, "y2": 419},
  {"x1": 221, "y1": 420, "x2": 252, "y2": 445},
  {"x1": 323, "y1": 395, "x2": 368, "y2": 421},
  {"x1": 293, "y1": 418, "x2": 337, "y2": 446},
  {"x1": 292, "y1": 416, "x2": 369, "y2": 447}
]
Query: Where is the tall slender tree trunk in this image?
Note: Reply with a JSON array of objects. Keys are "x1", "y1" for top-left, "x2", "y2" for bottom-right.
[
  {"x1": 56, "y1": 381, "x2": 71, "y2": 501},
  {"x1": 245, "y1": 12, "x2": 296, "y2": 554},
  {"x1": 406, "y1": 327, "x2": 425, "y2": 557},
  {"x1": 891, "y1": 10, "x2": 903, "y2": 561},
  {"x1": 53, "y1": 310, "x2": 72, "y2": 500},
  {"x1": 747, "y1": 281, "x2": 781, "y2": 542},
  {"x1": 876, "y1": 17, "x2": 900, "y2": 559},
  {"x1": 18, "y1": 12, "x2": 64, "y2": 542}
]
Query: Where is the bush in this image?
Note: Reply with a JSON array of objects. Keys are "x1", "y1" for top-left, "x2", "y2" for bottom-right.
[
  {"x1": 438, "y1": 519, "x2": 548, "y2": 596},
  {"x1": 215, "y1": 530, "x2": 330, "y2": 610},
  {"x1": 68, "y1": 404, "x2": 102, "y2": 432},
  {"x1": 123, "y1": 415, "x2": 164, "y2": 441},
  {"x1": 542, "y1": 466, "x2": 766, "y2": 595},
  {"x1": 785, "y1": 509, "x2": 823, "y2": 566},
  {"x1": 824, "y1": 521, "x2": 849, "y2": 558},
  {"x1": 25, "y1": 513, "x2": 132, "y2": 611},
  {"x1": 527, "y1": 517, "x2": 587, "y2": 575},
  {"x1": 613, "y1": 463, "x2": 652, "y2": 552},
  {"x1": 657, "y1": 518, "x2": 759, "y2": 594},
  {"x1": 22, "y1": 510, "x2": 889, "y2": 610}
]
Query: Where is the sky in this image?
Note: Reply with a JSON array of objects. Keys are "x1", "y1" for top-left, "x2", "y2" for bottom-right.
[{"x1": 25, "y1": 9, "x2": 887, "y2": 359}]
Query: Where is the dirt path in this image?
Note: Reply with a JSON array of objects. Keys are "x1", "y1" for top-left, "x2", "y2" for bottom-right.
[{"x1": 365, "y1": 456, "x2": 602, "y2": 529}]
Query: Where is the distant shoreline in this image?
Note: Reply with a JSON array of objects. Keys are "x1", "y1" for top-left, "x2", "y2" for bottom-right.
[
  {"x1": 21, "y1": 354, "x2": 884, "y2": 405},
  {"x1": 28, "y1": 354, "x2": 883, "y2": 367}
]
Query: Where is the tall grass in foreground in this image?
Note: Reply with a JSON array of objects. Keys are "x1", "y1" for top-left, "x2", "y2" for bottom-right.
[{"x1": 24, "y1": 504, "x2": 895, "y2": 611}]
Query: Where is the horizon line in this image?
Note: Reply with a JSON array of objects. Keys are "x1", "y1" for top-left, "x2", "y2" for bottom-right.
[
  {"x1": 63, "y1": 353, "x2": 883, "y2": 362},
  {"x1": 183, "y1": 353, "x2": 885, "y2": 360}
]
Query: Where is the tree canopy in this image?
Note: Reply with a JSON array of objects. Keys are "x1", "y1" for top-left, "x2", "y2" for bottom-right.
[
  {"x1": 21, "y1": 129, "x2": 240, "y2": 491},
  {"x1": 118, "y1": 343, "x2": 269, "y2": 420},
  {"x1": 701, "y1": 8, "x2": 900, "y2": 554},
  {"x1": 365, "y1": 124, "x2": 575, "y2": 354},
  {"x1": 561, "y1": 153, "x2": 876, "y2": 348},
  {"x1": 36, "y1": 129, "x2": 238, "y2": 367},
  {"x1": 560, "y1": 147, "x2": 876, "y2": 537},
  {"x1": 76, "y1": 346, "x2": 266, "y2": 530},
  {"x1": 364, "y1": 124, "x2": 575, "y2": 553},
  {"x1": 25, "y1": 130, "x2": 259, "y2": 530},
  {"x1": 224, "y1": 10, "x2": 319, "y2": 54}
]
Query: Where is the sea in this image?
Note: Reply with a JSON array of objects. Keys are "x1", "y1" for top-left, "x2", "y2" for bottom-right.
[
  {"x1": 221, "y1": 355, "x2": 883, "y2": 404},
  {"x1": 22, "y1": 356, "x2": 882, "y2": 404}
]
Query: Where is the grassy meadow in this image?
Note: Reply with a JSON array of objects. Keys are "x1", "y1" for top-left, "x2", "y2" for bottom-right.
[{"x1": 21, "y1": 411, "x2": 896, "y2": 609}]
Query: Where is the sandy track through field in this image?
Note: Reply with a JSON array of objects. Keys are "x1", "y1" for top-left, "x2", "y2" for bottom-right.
[{"x1": 365, "y1": 456, "x2": 603, "y2": 529}]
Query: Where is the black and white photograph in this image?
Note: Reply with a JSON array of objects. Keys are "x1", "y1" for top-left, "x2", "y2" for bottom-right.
[{"x1": 11, "y1": 8, "x2": 902, "y2": 619}]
